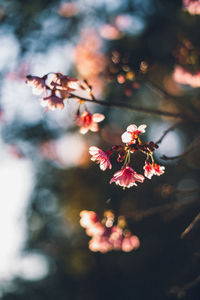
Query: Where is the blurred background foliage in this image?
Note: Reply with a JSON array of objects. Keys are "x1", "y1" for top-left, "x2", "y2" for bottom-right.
[{"x1": 0, "y1": 0, "x2": 200, "y2": 299}]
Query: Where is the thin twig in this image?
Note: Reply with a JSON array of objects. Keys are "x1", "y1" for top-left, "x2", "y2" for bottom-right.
[
  {"x1": 156, "y1": 121, "x2": 183, "y2": 144},
  {"x1": 70, "y1": 94, "x2": 185, "y2": 119},
  {"x1": 169, "y1": 275, "x2": 200, "y2": 298},
  {"x1": 145, "y1": 81, "x2": 184, "y2": 106},
  {"x1": 145, "y1": 81, "x2": 195, "y2": 118},
  {"x1": 161, "y1": 136, "x2": 200, "y2": 161},
  {"x1": 181, "y1": 212, "x2": 200, "y2": 239},
  {"x1": 124, "y1": 197, "x2": 199, "y2": 221},
  {"x1": 146, "y1": 81, "x2": 200, "y2": 122},
  {"x1": 175, "y1": 188, "x2": 200, "y2": 195}
]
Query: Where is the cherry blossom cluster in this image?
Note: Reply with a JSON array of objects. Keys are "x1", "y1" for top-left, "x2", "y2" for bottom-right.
[
  {"x1": 183, "y1": 0, "x2": 200, "y2": 15},
  {"x1": 173, "y1": 66, "x2": 200, "y2": 88},
  {"x1": 26, "y1": 73, "x2": 105, "y2": 134},
  {"x1": 80, "y1": 210, "x2": 140, "y2": 253},
  {"x1": 26, "y1": 73, "x2": 78, "y2": 109},
  {"x1": 89, "y1": 124, "x2": 165, "y2": 189}
]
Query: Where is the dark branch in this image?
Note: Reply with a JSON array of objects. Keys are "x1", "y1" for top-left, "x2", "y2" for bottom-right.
[
  {"x1": 181, "y1": 212, "x2": 200, "y2": 239},
  {"x1": 123, "y1": 197, "x2": 199, "y2": 221},
  {"x1": 161, "y1": 136, "x2": 200, "y2": 161},
  {"x1": 145, "y1": 81, "x2": 199, "y2": 121},
  {"x1": 70, "y1": 93, "x2": 185, "y2": 119},
  {"x1": 156, "y1": 121, "x2": 183, "y2": 144},
  {"x1": 169, "y1": 275, "x2": 200, "y2": 298}
]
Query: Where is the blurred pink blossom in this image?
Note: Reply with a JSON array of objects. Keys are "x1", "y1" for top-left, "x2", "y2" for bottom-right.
[
  {"x1": 99, "y1": 24, "x2": 122, "y2": 40},
  {"x1": 74, "y1": 30, "x2": 107, "y2": 96},
  {"x1": 80, "y1": 210, "x2": 140, "y2": 253},
  {"x1": 115, "y1": 14, "x2": 132, "y2": 31},
  {"x1": 86, "y1": 222, "x2": 105, "y2": 237},
  {"x1": 121, "y1": 235, "x2": 140, "y2": 252},
  {"x1": 173, "y1": 65, "x2": 200, "y2": 88},
  {"x1": 58, "y1": 2, "x2": 79, "y2": 17},
  {"x1": 6, "y1": 62, "x2": 29, "y2": 81},
  {"x1": 89, "y1": 236, "x2": 113, "y2": 253},
  {"x1": 183, "y1": 0, "x2": 200, "y2": 15},
  {"x1": 80, "y1": 210, "x2": 98, "y2": 228}
]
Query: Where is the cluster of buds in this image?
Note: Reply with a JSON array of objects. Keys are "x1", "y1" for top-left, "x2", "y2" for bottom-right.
[
  {"x1": 26, "y1": 73, "x2": 105, "y2": 133},
  {"x1": 89, "y1": 124, "x2": 165, "y2": 189},
  {"x1": 80, "y1": 210, "x2": 140, "y2": 253}
]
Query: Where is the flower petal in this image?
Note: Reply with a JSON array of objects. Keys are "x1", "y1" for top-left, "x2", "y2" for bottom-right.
[
  {"x1": 89, "y1": 146, "x2": 99, "y2": 155},
  {"x1": 126, "y1": 124, "x2": 137, "y2": 133},
  {"x1": 92, "y1": 113, "x2": 105, "y2": 123},
  {"x1": 90, "y1": 123, "x2": 99, "y2": 132},
  {"x1": 80, "y1": 127, "x2": 89, "y2": 134},
  {"x1": 138, "y1": 124, "x2": 147, "y2": 133},
  {"x1": 121, "y1": 132, "x2": 132, "y2": 143}
]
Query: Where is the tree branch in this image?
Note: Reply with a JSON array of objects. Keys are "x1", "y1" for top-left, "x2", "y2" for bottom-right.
[
  {"x1": 181, "y1": 212, "x2": 200, "y2": 239},
  {"x1": 161, "y1": 136, "x2": 200, "y2": 161},
  {"x1": 169, "y1": 275, "x2": 200, "y2": 298},
  {"x1": 124, "y1": 197, "x2": 199, "y2": 221},
  {"x1": 156, "y1": 121, "x2": 183, "y2": 144},
  {"x1": 70, "y1": 94, "x2": 185, "y2": 119},
  {"x1": 145, "y1": 81, "x2": 198, "y2": 121}
]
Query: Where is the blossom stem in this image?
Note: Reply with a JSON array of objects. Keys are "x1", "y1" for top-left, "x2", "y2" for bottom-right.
[
  {"x1": 150, "y1": 153, "x2": 154, "y2": 164},
  {"x1": 123, "y1": 150, "x2": 130, "y2": 168},
  {"x1": 180, "y1": 212, "x2": 200, "y2": 239}
]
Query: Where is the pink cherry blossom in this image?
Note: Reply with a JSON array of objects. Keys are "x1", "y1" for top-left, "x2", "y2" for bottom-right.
[
  {"x1": 110, "y1": 166, "x2": 145, "y2": 188},
  {"x1": 89, "y1": 146, "x2": 112, "y2": 171},
  {"x1": 152, "y1": 163, "x2": 165, "y2": 176},
  {"x1": 121, "y1": 124, "x2": 147, "y2": 144},
  {"x1": 143, "y1": 161, "x2": 155, "y2": 179},
  {"x1": 40, "y1": 94, "x2": 64, "y2": 110},
  {"x1": 76, "y1": 111, "x2": 105, "y2": 134},
  {"x1": 26, "y1": 75, "x2": 46, "y2": 95},
  {"x1": 143, "y1": 161, "x2": 165, "y2": 178}
]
